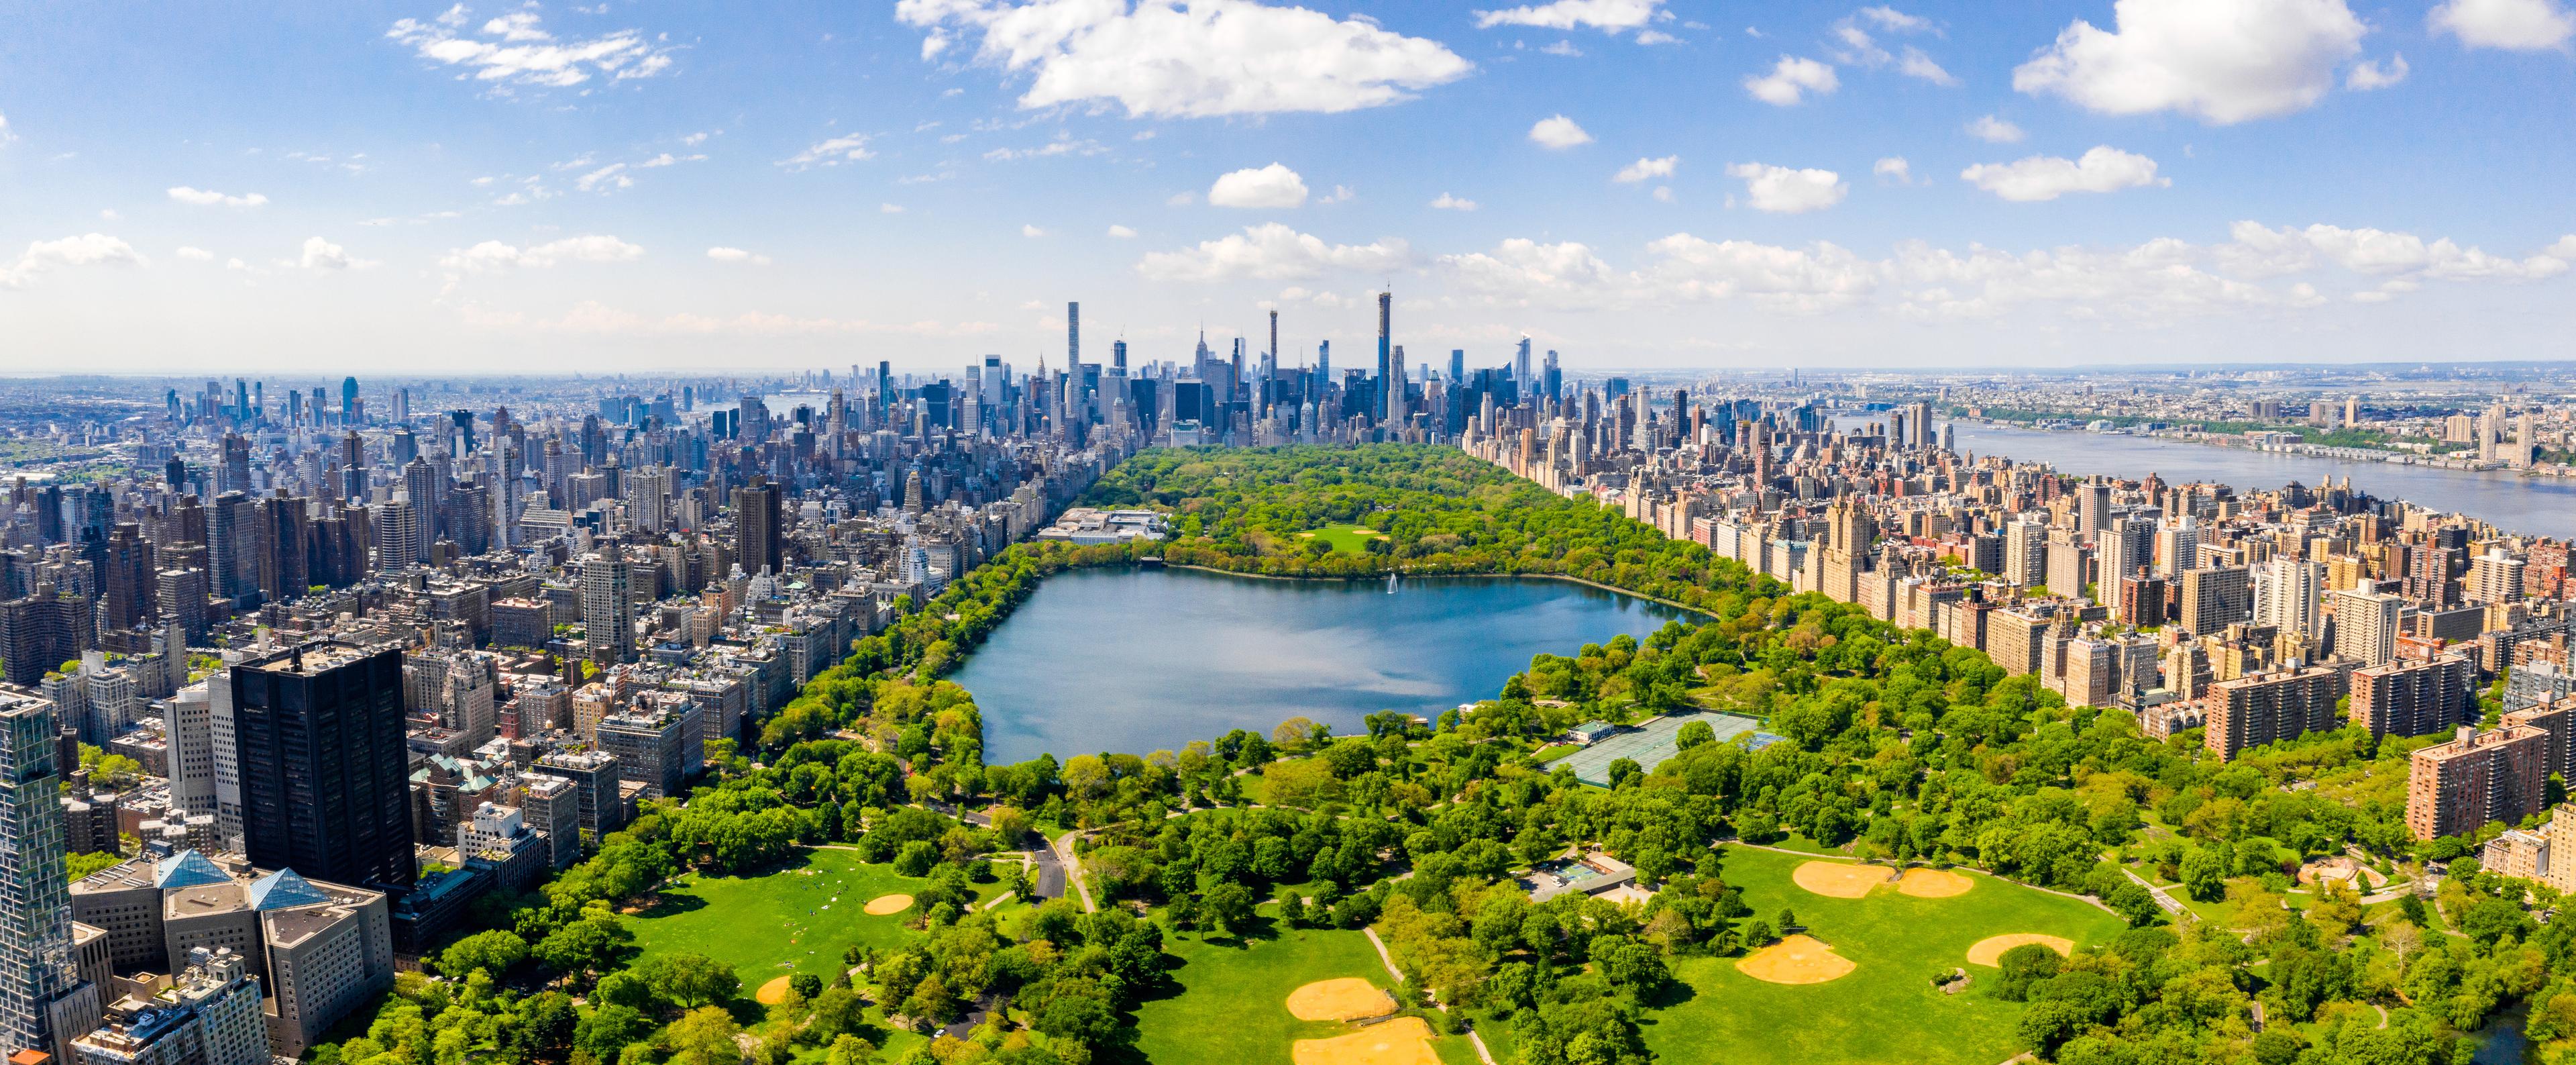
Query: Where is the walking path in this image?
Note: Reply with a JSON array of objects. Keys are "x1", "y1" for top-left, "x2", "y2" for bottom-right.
[
  {"x1": 1363, "y1": 928, "x2": 1497, "y2": 1065},
  {"x1": 1051, "y1": 831, "x2": 1096, "y2": 912}
]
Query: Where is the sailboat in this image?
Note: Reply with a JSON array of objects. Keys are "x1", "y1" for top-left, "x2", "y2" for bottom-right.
[{"x1": 1387, "y1": 571, "x2": 1399, "y2": 594}]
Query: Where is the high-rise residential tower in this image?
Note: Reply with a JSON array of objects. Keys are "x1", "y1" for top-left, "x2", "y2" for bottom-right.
[{"x1": 231, "y1": 643, "x2": 415, "y2": 891}]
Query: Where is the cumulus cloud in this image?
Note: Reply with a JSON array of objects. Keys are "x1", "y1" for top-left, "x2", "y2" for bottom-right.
[
  {"x1": 0, "y1": 233, "x2": 146, "y2": 290},
  {"x1": 167, "y1": 187, "x2": 269, "y2": 207},
  {"x1": 2430, "y1": 0, "x2": 2575, "y2": 50},
  {"x1": 1137, "y1": 222, "x2": 1410, "y2": 281},
  {"x1": 1961, "y1": 146, "x2": 2169, "y2": 201},
  {"x1": 1474, "y1": 0, "x2": 1666, "y2": 33},
  {"x1": 2012, "y1": 0, "x2": 2366, "y2": 123},
  {"x1": 1108, "y1": 224, "x2": 1138, "y2": 238},
  {"x1": 894, "y1": 0, "x2": 1472, "y2": 117},
  {"x1": 1744, "y1": 56, "x2": 1838, "y2": 105},
  {"x1": 439, "y1": 234, "x2": 643, "y2": 274},
  {"x1": 778, "y1": 134, "x2": 874, "y2": 169},
  {"x1": 176, "y1": 246, "x2": 215, "y2": 261},
  {"x1": 1727, "y1": 163, "x2": 1848, "y2": 213},
  {"x1": 1829, "y1": 10, "x2": 1955, "y2": 85},
  {"x1": 706, "y1": 246, "x2": 772, "y2": 265},
  {"x1": 1527, "y1": 114, "x2": 1593, "y2": 149},
  {"x1": 1208, "y1": 163, "x2": 1311, "y2": 208},
  {"x1": 1613, "y1": 156, "x2": 1679, "y2": 183},
  {"x1": 1966, "y1": 115, "x2": 2025, "y2": 143},
  {"x1": 2346, "y1": 54, "x2": 2409, "y2": 89},
  {"x1": 386, "y1": 5, "x2": 676, "y2": 90},
  {"x1": 1431, "y1": 192, "x2": 1479, "y2": 211},
  {"x1": 2221, "y1": 221, "x2": 2569, "y2": 280},
  {"x1": 1873, "y1": 157, "x2": 1913, "y2": 184},
  {"x1": 299, "y1": 236, "x2": 374, "y2": 271},
  {"x1": 1022, "y1": 224, "x2": 1047, "y2": 237}
]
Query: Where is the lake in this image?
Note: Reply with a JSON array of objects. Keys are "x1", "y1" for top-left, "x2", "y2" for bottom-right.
[
  {"x1": 951, "y1": 567, "x2": 1696, "y2": 764},
  {"x1": 1838, "y1": 415, "x2": 2576, "y2": 536}
]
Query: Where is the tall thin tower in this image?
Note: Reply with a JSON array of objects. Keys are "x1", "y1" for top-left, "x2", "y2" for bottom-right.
[
  {"x1": 1377, "y1": 291, "x2": 1397, "y2": 424},
  {"x1": 0, "y1": 695, "x2": 91, "y2": 1064},
  {"x1": 1067, "y1": 301, "x2": 1080, "y2": 369}
]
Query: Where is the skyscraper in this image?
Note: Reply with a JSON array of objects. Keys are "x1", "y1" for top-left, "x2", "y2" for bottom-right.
[
  {"x1": 580, "y1": 554, "x2": 637, "y2": 666},
  {"x1": 1066, "y1": 301, "x2": 1079, "y2": 368},
  {"x1": 0, "y1": 694, "x2": 93, "y2": 1064},
  {"x1": 231, "y1": 643, "x2": 415, "y2": 890},
  {"x1": 733, "y1": 476, "x2": 782, "y2": 576},
  {"x1": 1377, "y1": 291, "x2": 1398, "y2": 424}
]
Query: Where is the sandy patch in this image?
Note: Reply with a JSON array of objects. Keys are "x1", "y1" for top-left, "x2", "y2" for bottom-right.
[
  {"x1": 754, "y1": 976, "x2": 794, "y2": 1005},
  {"x1": 1292, "y1": 1017, "x2": 1438, "y2": 1065},
  {"x1": 1735, "y1": 935, "x2": 1856, "y2": 984},
  {"x1": 1791, "y1": 861, "x2": 1893, "y2": 899},
  {"x1": 1966, "y1": 934, "x2": 2074, "y2": 968},
  {"x1": 1287, "y1": 978, "x2": 1397, "y2": 1021},
  {"x1": 864, "y1": 894, "x2": 915, "y2": 916},
  {"x1": 1347, "y1": 528, "x2": 1378, "y2": 536},
  {"x1": 1896, "y1": 868, "x2": 1974, "y2": 898}
]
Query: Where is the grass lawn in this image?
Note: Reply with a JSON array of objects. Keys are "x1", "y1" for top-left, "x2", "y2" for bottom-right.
[
  {"x1": 1640, "y1": 846, "x2": 2129, "y2": 1065},
  {"x1": 1297, "y1": 524, "x2": 1386, "y2": 554},
  {"x1": 1136, "y1": 911, "x2": 1477, "y2": 1065},
  {"x1": 627, "y1": 847, "x2": 950, "y2": 985}
]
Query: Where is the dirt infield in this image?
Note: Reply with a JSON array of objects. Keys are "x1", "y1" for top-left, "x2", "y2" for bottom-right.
[
  {"x1": 1292, "y1": 1017, "x2": 1439, "y2": 1065},
  {"x1": 1791, "y1": 861, "x2": 1894, "y2": 899},
  {"x1": 1735, "y1": 934, "x2": 1858, "y2": 984},
  {"x1": 863, "y1": 894, "x2": 915, "y2": 916},
  {"x1": 754, "y1": 976, "x2": 794, "y2": 1005},
  {"x1": 1896, "y1": 868, "x2": 1975, "y2": 898},
  {"x1": 1286, "y1": 978, "x2": 1397, "y2": 1021},
  {"x1": 1966, "y1": 934, "x2": 2074, "y2": 967}
]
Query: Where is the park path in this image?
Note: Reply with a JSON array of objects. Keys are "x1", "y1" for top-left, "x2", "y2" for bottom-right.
[
  {"x1": 2117, "y1": 866, "x2": 2196, "y2": 924},
  {"x1": 1051, "y1": 831, "x2": 1096, "y2": 912},
  {"x1": 1725, "y1": 842, "x2": 2123, "y2": 918},
  {"x1": 1363, "y1": 928, "x2": 1497, "y2": 1065}
]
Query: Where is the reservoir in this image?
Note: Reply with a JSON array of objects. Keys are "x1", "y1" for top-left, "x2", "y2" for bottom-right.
[
  {"x1": 1841, "y1": 416, "x2": 2576, "y2": 536},
  {"x1": 952, "y1": 566, "x2": 1695, "y2": 764}
]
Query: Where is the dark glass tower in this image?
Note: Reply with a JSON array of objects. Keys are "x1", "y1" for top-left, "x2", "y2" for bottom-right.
[{"x1": 232, "y1": 642, "x2": 415, "y2": 890}]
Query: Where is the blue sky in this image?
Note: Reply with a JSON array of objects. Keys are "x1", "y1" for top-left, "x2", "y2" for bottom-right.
[{"x1": 3, "y1": 0, "x2": 2573, "y2": 374}]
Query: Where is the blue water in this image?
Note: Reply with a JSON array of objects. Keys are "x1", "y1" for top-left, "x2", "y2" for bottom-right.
[{"x1": 953, "y1": 567, "x2": 1694, "y2": 763}]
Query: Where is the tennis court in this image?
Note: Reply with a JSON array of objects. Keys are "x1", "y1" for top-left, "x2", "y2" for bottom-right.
[{"x1": 1548, "y1": 711, "x2": 1777, "y2": 787}]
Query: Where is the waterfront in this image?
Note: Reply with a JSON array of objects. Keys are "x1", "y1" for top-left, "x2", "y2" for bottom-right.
[
  {"x1": 952, "y1": 566, "x2": 1696, "y2": 763},
  {"x1": 1837, "y1": 415, "x2": 2576, "y2": 535}
]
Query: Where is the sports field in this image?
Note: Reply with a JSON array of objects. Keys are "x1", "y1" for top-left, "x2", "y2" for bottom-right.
[
  {"x1": 626, "y1": 846, "x2": 949, "y2": 984},
  {"x1": 1135, "y1": 917, "x2": 1478, "y2": 1065},
  {"x1": 1297, "y1": 524, "x2": 1387, "y2": 554},
  {"x1": 1640, "y1": 845, "x2": 2126, "y2": 1065},
  {"x1": 1546, "y1": 711, "x2": 1776, "y2": 787}
]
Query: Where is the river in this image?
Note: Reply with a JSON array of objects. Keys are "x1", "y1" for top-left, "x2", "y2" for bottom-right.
[
  {"x1": 1835, "y1": 415, "x2": 2576, "y2": 536},
  {"x1": 951, "y1": 567, "x2": 1695, "y2": 764}
]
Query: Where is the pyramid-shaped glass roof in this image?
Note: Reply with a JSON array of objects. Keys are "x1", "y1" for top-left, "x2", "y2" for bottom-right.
[
  {"x1": 154, "y1": 850, "x2": 230, "y2": 890},
  {"x1": 248, "y1": 868, "x2": 332, "y2": 911}
]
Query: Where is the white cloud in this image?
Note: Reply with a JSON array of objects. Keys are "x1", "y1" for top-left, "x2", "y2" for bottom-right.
[
  {"x1": 2013, "y1": 0, "x2": 2366, "y2": 124},
  {"x1": 1540, "y1": 40, "x2": 1584, "y2": 56},
  {"x1": 1441, "y1": 239, "x2": 1621, "y2": 304},
  {"x1": 1431, "y1": 193, "x2": 1479, "y2": 211},
  {"x1": 1137, "y1": 222, "x2": 1411, "y2": 281},
  {"x1": 983, "y1": 137, "x2": 1108, "y2": 161},
  {"x1": 706, "y1": 246, "x2": 772, "y2": 265},
  {"x1": 1023, "y1": 224, "x2": 1046, "y2": 237},
  {"x1": 1894, "y1": 48, "x2": 1955, "y2": 83},
  {"x1": 1961, "y1": 146, "x2": 2169, "y2": 201},
  {"x1": 881, "y1": 203, "x2": 907, "y2": 213},
  {"x1": 386, "y1": 7, "x2": 676, "y2": 90},
  {"x1": 637, "y1": 152, "x2": 706, "y2": 167},
  {"x1": 1613, "y1": 155, "x2": 1679, "y2": 183},
  {"x1": 1208, "y1": 163, "x2": 1311, "y2": 208},
  {"x1": 1474, "y1": 0, "x2": 1665, "y2": 32},
  {"x1": 1859, "y1": 6, "x2": 1932, "y2": 32},
  {"x1": 1528, "y1": 114, "x2": 1593, "y2": 149},
  {"x1": 894, "y1": 0, "x2": 1473, "y2": 117},
  {"x1": 1318, "y1": 184, "x2": 1356, "y2": 204},
  {"x1": 167, "y1": 186, "x2": 269, "y2": 208},
  {"x1": 2430, "y1": 0, "x2": 2575, "y2": 50},
  {"x1": 2222, "y1": 221, "x2": 2569, "y2": 280},
  {"x1": 779, "y1": 134, "x2": 874, "y2": 169},
  {"x1": 575, "y1": 162, "x2": 631, "y2": 193},
  {"x1": 1652, "y1": 185, "x2": 1674, "y2": 202},
  {"x1": 1743, "y1": 56, "x2": 1837, "y2": 105},
  {"x1": 462, "y1": 300, "x2": 1002, "y2": 338},
  {"x1": 439, "y1": 234, "x2": 643, "y2": 274},
  {"x1": 299, "y1": 236, "x2": 375, "y2": 271},
  {"x1": 1966, "y1": 115, "x2": 2025, "y2": 143},
  {"x1": 1727, "y1": 162, "x2": 1849, "y2": 213},
  {"x1": 1635, "y1": 29, "x2": 1681, "y2": 44},
  {"x1": 1829, "y1": 13, "x2": 1955, "y2": 84},
  {"x1": 0, "y1": 112, "x2": 14, "y2": 147},
  {"x1": 1873, "y1": 156, "x2": 1913, "y2": 183},
  {"x1": 176, "y1": 246, "x2": 215, "y2": 261},
  {"x1": 1108, "y1": 224, "x2": 1138, "y2": 238},
  {"x1": 2346, "y1": 54, "x2": 2409, "y2": 89},
  {"x1": 0, "y1": 233, "x2": 146, "y2": 290}
]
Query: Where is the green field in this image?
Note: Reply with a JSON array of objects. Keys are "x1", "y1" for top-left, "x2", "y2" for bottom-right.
[
  {"x1": 626, "y1": 847, "x2": 945, "y2": 984},
  {"x1": 1297, "y1": 523, "x2": 1386, "y2": 554},
  {"x1": 1640, "y1": 846, "x2": 2128, "y2": 1065},
  {"x1": 1136, "y1": 913, "x2": 1478, "y2": 1065}
]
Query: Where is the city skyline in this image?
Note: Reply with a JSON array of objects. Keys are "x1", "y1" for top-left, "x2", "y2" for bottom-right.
[{"x1": 3, "y1": 0, "x2": 2573, "y2": 373}]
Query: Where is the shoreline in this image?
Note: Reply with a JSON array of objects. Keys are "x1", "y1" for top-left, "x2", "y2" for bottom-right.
[{"x1": 1152, "y1": 560, "x2": 1719, "y2": 619}]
